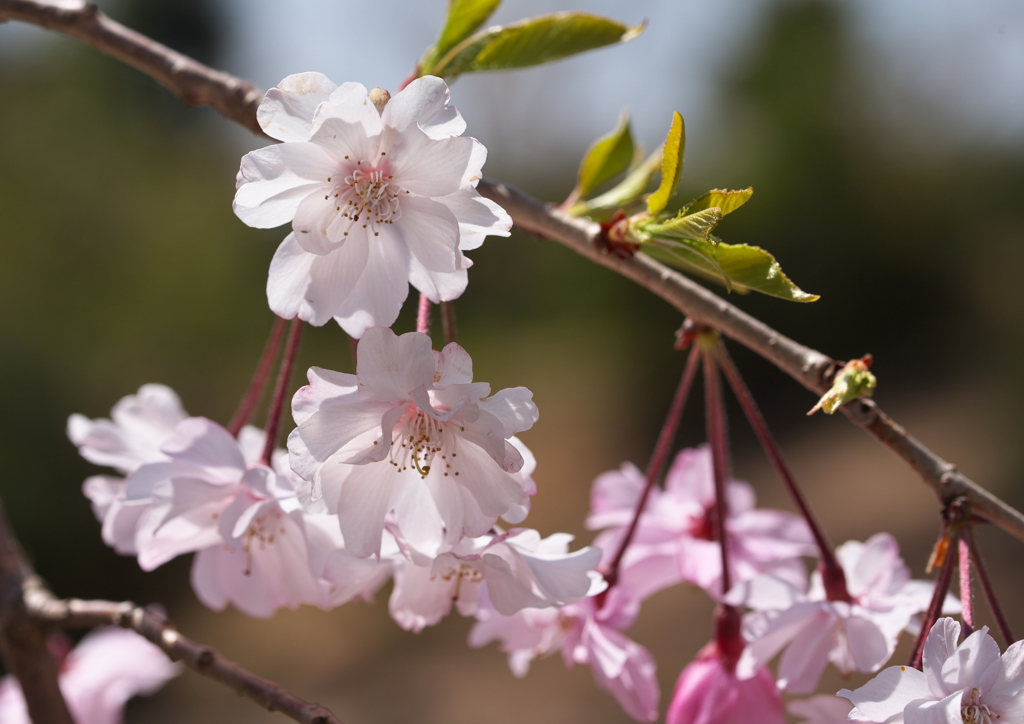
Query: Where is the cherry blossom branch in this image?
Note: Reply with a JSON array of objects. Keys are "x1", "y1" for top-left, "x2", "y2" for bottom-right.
[
  {"x1": 713, "y1": 338, "x2": 851, "y2": 602},
  {"x1": 229, "y1": 316, "x2": 289, "y2": 437},
  {"x1": 440, "y1": 301, "x2": 458, "y2": 345},
  {"x1": 0, "y1": 0, "x2": 265, "y2": 137},
  {"x1": 261, "y1": 319, "x2": 303, "y2": 465},
  {"x1": 0, "y1": 500, "x2": 75, "y2": 724},
  {"x1": 5, "y1": 0, "x2": 1024, "y2": 545},
  {"x1": 24, "y1": 591, "x2": 344, "y2": 724},
  {"x1": 603, "y1": 345, "x2": 701, "y2": 589},
  {"x1": 961, "y1": 526, "x2": 1014, "y2": 645}
]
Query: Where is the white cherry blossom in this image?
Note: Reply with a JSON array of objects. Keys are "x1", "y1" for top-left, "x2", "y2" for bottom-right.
[
  {"x1": 288, "y1": 327, "x2": 538, "y2": 557},
  {"x1": 234, "y1": 73, "x2": 511, "y2": 337},
  {"x1": 839, "y1": 618, "x2": 1024, "y2": 723},
  {"x1": 388, "y1": 528, "x2": 604, "y2": 632}
]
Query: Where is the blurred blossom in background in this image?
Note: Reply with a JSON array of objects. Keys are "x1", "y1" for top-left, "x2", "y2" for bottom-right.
[{"x1": 1, "y1": 0, "x2": 1023, "y2": 722}]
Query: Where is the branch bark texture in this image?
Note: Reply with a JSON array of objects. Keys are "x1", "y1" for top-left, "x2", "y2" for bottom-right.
[{"x1": 2, "y1": 0, "x2": 1022, "y2": 543}]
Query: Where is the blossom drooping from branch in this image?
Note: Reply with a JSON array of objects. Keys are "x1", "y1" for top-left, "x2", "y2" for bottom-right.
[
  {"x1": 0, "y1": 628, "x2": 179, "y2": 724},
  {"x1": 588, "y1": 446, "x2": 814, "y2": 600},
  {"x1": 288, "y1": 327, "x2": 538, "y2": 557},
  {"x1": 730, "y1": 533, "x2": 958, "y2": 694},
  {"x1": 839, "y1": 617, "x2": 1024, "y2": 723},
  {"x1": 666, "y1": 643, "x2": 785, "y2": 724},
  {"x1": 233, "y1": 73, "x2": 511, "y2": 337},
  {"x1": 388, "y1": 528, "x2": 604, "y2": 632},
  {"x1": 469, "y1": 588, "x2": 659, "y2": 722}
]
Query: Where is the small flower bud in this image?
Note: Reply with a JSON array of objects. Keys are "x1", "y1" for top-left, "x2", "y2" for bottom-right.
[{"x1": 368, "y1": 87, "x2": 391, "y2": 114}]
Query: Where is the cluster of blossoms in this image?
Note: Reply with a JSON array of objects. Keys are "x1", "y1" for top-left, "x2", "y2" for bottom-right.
[{"x1": 62, "y1": 70, "x2": 1015, "y2": 724}]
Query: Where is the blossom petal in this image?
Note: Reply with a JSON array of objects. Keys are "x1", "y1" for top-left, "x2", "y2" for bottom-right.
[
  {"x1": 333, "y1": 232, "x2": 411, "y2": 338},
  {"x1": 335, "y1": 463, "x2": 401, "y2": 558},
  {"x1": 258, "y1": 72, "x2": 338, "y2": 142},
  {"x1": 291, "y1": 366, "x2": 359, "y2": 426},
  {"x1": 159, "y1": 418, "x2": 246, "y2": 483},
  {"x1": 355, "y1": 327, "x2": 435, "y2": 402},
  {"x1": 381, "y1": 75, "x2": 466, "y2": 140},
  {"x1": 407, "y1": 254, "x2": 470, "y2": 303},
  {"x1": 478, "y1": 387, "x2": 539, "y2": 437},
  {"x1": 434, "y1": 343, "x2": 474, "y2": 386},
  {"x1": 311, "y1": 82, "x2": 381, "y2": 138},
  {"x1": 839, "y1": 664, "x2": 932, "y2": 722},
  {"x1": 435, "y1": 187, "x2": 512, "y2": 251},
  {"x1": 294, "y1": 399, "x2": 394, "y2": 469},
  {"x1": 385, "y1": 129, "x2": 479, "y2": 197},
  {"x1": 845, "y1": 614, "x2": 894, "y2": 673},
  {"x1": 309, "y1": 112, "x2": 381, "y2": 165},
  {"x1": 388, "y1": 194, "x2": 462, "y2": 272},
  {"x1": 234, "y1": 143, "x2": 335, "y2": 228},
  {"x1": 903, "y1": 690, "x2": 963, "y2": 724},
  {"x1": 389, "y1": 560, "x2": 456, "y2": 631}
]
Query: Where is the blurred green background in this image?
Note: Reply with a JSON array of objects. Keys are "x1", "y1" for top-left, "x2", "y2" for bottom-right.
[{"x1": 1, "y1": 0, "x2": 1023, "y2": 722}]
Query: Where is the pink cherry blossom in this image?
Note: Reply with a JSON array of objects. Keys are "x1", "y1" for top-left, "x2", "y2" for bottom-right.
[
  {"x1": 233, "y1": 73, "x2": 511, "y2": 337},
  {"x1": 68, "y1": 384, "x2": 187, "y2": 555},
  {"x1": 666, "y1": 643, "x2": 785, "y2": 724},
  {"x1": 388, "y1": 528, "x2": 604, "y2": 632},
  {"x1": 288, "y1": 327, "x2": 538, "y2": 557},
  {"x1": 839, "y1": 617, "x2": 1024, "y2": 724},
  {"x1": 731, "y1": 533, "x2": 957, "y2": 694},
  {"x1": 470, "y1": 588, "x2": 659, "y2": 722},
  {"x1": 0, "y1": 628, "x2": 179, "y2": 724},
  {"x1": 588, "y1": 446, "x2": 814, "y2": 600}
]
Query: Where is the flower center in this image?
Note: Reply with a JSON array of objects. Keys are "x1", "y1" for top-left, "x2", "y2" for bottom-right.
[
  {"x1": 234, "y1": 508, "x2": 286, "y2": 576},
  {"x1": 330, "y1": 163, "x2": 403, "y2": 237},
  {"x1": 962, "y1": 689, "x2": 1000, "y2": 723},
  {"x1": 388, "y1": 406, "x2": 464, "y2": 479}
]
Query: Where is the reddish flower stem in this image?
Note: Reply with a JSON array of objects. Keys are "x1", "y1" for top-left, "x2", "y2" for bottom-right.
[
  {"x1": 347, "y1": 333, "x2": 359, "y2": 370},
  {"x1": 909, "y1": 529, "x2": 957, "y2": 669},
  {"x1": 713, "y1": 339, "x2": 851, "y2": 602},
  {"x1": 962, "y1": 526, "x2": 1015, "y2": 645},
  {"x1": 602, "y1": 345, "x2": 701, "y2": 589},
  {"x1": 440, "y1": 301, "x2": 458, "y2": 346},
  {"x1": 416, "y1": 293, "x2": 432, "y2": 336},
  {"x1": 702, "y1": 350, "x2": 733, "y2": 595},
  {"x1": 958, "y1": 534, "x2": 974, "y2": 636},
  {"x1": 260, "y1": 319, "x2": 303, "y2": 466},
  {"x1": 227, "y1": 316, "x2": 288, "y2": 437}
]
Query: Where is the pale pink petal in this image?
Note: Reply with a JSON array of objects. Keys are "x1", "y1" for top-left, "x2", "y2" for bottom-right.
[
  {"x1": 381, "y1": 75, "x2": 466, "y2": 139},
  {"x1": 407, "y1": 255, "x2": 470, "y2": 303},
  {"x1": 903, "y1": 690, "x2": 963, "y2": 724},
  {"x1": 434, "y1": 187, "x2": 512, "y2": 251},
  {"x1": 335, "y1": 463, "x2": 402, "y2": 558},
  {"x1": 310, "y1": 82, "x2": 381, "y2": 137},
  {"x1": 355, "y1": 327, "x2": 435, "y2": 401},
  {"x1": 845, "y1": 614, "x2": 893, "y2": 673},
  {"x1": 159, "y1": 418, "x2": 246, "y2": 484},
  {"x1": 384, "y1": 129, "x2": 478, "y2": 197},
  {"x1": 922, "y1": 616, "x2": 961, "y2": 698},
  {"x1": 309, "y1": 114, "x2": 381, "y2": 166},
  {"x1": 587, "y1": 462, "x2": 646, "y2": 529},
  {"x1": 939, "y1": 626, "x2": 1003, "y2": 695},
  {"x1": 291, "y1": 366, "x2": 359, "y2": 426},
  {"x1": 233, "y1": 143, "x2": 336, "y2": 228},
  {"x1": 293, "y1": 400, "x2": 393, "y2": 471},
  {"x1": 389, "y1": 559, "x2": 457, "y2": 631},
  {"x1": 435, "y1": 343, "x2": 474, "y2": 385},
  {"x1": 477, "y1": 387, "x2": 539, "y2": 436},
  {"x1": 788, "y1": 695, "x2": 853, "y2": 724},
  {"x1": 585, "y1": 620, "x2": 660, "y2": 722},
  {"x1": 388, "y1": 195, "x2": 462, "y2": 272},
  {"x1": 332, "y1": 232, "x2": 411, "y2": 338},
  {"x1": 292, "y1": 189, "x2": 352, "y2": 255},
  {"x1": 258, "y1": 72, "x2": 338, "y2": 142}
]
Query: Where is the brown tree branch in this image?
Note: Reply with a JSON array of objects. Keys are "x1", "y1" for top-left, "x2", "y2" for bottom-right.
[
  {"x1": 0, "y1": 0, "x2": 266, "y2": 137},
  {"x1": 0, "y1": 501, "x2": 77, "y2": 724},
  {"x1": 24, "y1": 584, "x2": 345, "y2": 724},
  {"x1": 2, "y1": 0, "x2": 1023, "y2": 546}
]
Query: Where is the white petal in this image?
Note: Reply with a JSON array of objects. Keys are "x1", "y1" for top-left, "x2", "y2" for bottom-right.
[
  {"x1": 310, "y1": 82, "x2": 381, "y2": 138},
  {"x1": 292, "y1": 191, "x2": 348, "y2": 255},
  {"x1": 335, "y1": 463, "x2": 401, "y2": 558},
  {"x1": 333, "y1": 231, "x2": 411, "y2": 338},
  {"x1": 389, "y1": 560, "x2": 457, "y2": 632},
  {"x1": 435, "y1": 187, "x2": 512, "y2": 251},
  {"x1": 385, "y1": 129, "x2": 479, "y2": 197},
  {"x1": 258, "y1": 72, "x2": 338, "y2": 142},
  {"x1": 355, "y1": 327, "x2": 435, "y2": 402},
  {"x1": 295, "y1": 400, "x2": 394, "y2": 467},
  {"x1": 233, "y1": 143, "x2": 336, "y2": 228},
  {"x1": 382, "y1": 75, "x2": 466, "y2": 139},
  {"x1": 407, "y1": 255, "x2": 470, "y2": 303},
  {"x1": 776, "y1": 609, "x2": 839, "y2": 693},
  {"x1": 387, "y1": 195, "x2": 462, "y2": 272},
  {"x1": 309, "y1": 115, "x2": 381, "y2": 166},
  {"x1": 434, "y1": 343, "x2": 474, "y2": 385},
  {"x1": 478, "y1": 387, "x2": 539, "y2": 437},
  {"x1": 839, "y1": 665, "x2": 933, "y2": 722},
  {"x1": 903, "y1": 690, "x2": 963, "y2": 724}
]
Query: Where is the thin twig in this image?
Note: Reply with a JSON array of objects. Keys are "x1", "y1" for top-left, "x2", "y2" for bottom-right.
[
  {"x1": 603, "y1": 345, "x2": 701, "y2": 588},
  {"x1": 714, "y1": 339, "x2": 850, "y2": 602},
  {"x1": 4, "y1": 0, "x2": 1024, "y2": 544},
  {"x1": 26, "y1": 589, "x2": 344, "y2": 724},
  {"x1": 0, "y1": 501, "x2": 74, "y2": 724},
  {"x1": 962, "y1": 526, "x2": 1014, "y2": 646},
  {"x1": 702, "y1": 350, "x2": 733, "y2": 593},
  {"x1": 228, "y1": 316, "x2": 288, "y2": 437},
  {"x1": 261, "y1": 319, "x2": 303, "y2": 465},
  {"x1": 0, "y1": 0, "x2": 266, "y2": 137},
  {"x1": 908, "y1": 532, "x2": 956, "y2": 669}
]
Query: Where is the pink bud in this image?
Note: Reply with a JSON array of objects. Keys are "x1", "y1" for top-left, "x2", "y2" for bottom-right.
[{"x1": 666, "y1": 644, "x2": 785, "y2": 724}]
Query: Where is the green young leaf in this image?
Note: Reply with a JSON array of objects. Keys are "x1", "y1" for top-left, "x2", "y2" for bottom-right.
[
  {"x1": 808, "y1": 357, "x2": 876, "y2": 415},
  {"x1": 640, "y1": 207, "x2": 723, "y2": 243},
  {"x1": 568, "y1": 149, "x2": 661, "y2": 217},
  {"x1": 422, "y1": 0, "x2": 503, "y2": 74},
  {"x1": 577, "y1": 111, "x2": 634, "y2": 197},
  {"x1": 685, "y1": 188, "x2": 753, "y2": 217},
  {"x1": 432, "y1": 12, "x2": 644, "y2": 79},
  {"x1": 646, "y1": 112, "x2": 685, "y2": 215},
  {"x1": 638, "y1": 234, "x2": 819, "y2": 302}
]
